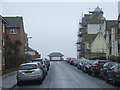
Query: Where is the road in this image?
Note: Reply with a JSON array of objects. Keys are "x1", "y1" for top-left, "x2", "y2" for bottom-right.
[{"x1": 14, "y1": 61, "x2": 118, "y2": 89}]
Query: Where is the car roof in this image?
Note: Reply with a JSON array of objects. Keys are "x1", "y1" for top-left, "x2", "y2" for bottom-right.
[
  {"x1": 20, "y1": 62, "x2": 38, "y2": 66},
  {"x1": 96, "y1": 60, "x2": 109, "y2": 61}
]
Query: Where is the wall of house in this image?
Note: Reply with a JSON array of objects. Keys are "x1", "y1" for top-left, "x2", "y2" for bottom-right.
[
  {"x1": 87, "y1": 24, "x2": 99, "y2": 34},
  {"x1": 111, "y1": 27, "x2": 119, "y2": 56},
  {"x1": 118, "y1": 1, "x2": 120, "y2": 15},
  {"x1": 87, "y1": 21, "x2": 106, "y2": 36},
  {"x1": 5, "y1": 21, "x2": 25, "y2": 58},
  {"x1": 91, "y1": 34, "x2": 107, "y2": 53},
  {"x1": 0, "y1": 18, "x2": 2, "y2": 71},
  {"x1": 106, "y1": 30, "x2": 110, "y2": 57}
]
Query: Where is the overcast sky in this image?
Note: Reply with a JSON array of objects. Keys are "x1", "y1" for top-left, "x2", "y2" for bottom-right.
[{"x1": 1, "y1": 1, "x2": 119, "y2": 58}]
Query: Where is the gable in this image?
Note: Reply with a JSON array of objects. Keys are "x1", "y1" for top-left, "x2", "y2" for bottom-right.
[{"x1": 90, "y1": 33, "x2": 107, "y2": 53}]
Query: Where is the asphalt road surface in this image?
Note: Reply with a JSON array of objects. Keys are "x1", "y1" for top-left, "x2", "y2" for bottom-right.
[{"x1": 14, "y1": 61, "x2": 119, "y2": 89}]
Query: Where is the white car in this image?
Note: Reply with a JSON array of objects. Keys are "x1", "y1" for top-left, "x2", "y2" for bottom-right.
[{"x1": 17, "y1": 62, "x2": 44, "y2": 85}]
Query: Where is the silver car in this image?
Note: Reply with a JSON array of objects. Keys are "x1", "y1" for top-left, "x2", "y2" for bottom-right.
[{"x1": 17, "y1": 62, "x2": 44, "y2": 85}]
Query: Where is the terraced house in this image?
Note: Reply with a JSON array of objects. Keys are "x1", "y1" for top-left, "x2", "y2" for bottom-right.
[
  {"x1": 77, "y1": 6, "x2": 107, "y2": 58},
  {"x1": 3, "y1": 16, "x2": 26, "y2": 69},
  {"x1": 0, "y1": 15, "x2": 6, "y2": 71},
  {"x1": 118, "y1": 1, "x2": 120, "y2": 56}
]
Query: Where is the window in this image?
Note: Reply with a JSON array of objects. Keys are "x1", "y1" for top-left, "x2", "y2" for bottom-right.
[
  {"x1": 119, "y1": 38, "x2": 120, "y2": 44},
  {"x1": 99, "y1": 24, "x2": 102, "y2": 30},
  {"x1": 2, "y1": 39, "x2": 5, "y2": 47},
  {"x1": 10, "y1": 29, "x2": 17, "y2": 34},
  {"x1": 2, "y1": 24, "x2": 5, "y2": 33},
  {"x1": 119, "y1": 23, "x2": 120, "y2": 28}
]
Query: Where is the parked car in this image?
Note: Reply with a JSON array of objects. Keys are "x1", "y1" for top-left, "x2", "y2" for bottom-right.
[
  {"x1": 66, "y1": 57, "x2": 71, "y2": 63},
  {"x1": 105, "y1": 63, "x2": 120, "y2": 85},
  {"x1": 80, "y1": 59, "x2": 88, "y2": 71},
  {"x1": 42, "y1": 58, "x2": 50, "y2": 71},
  {"x1": 32, "y1": 58, "x2": 48, "y2": 77},
  {"x1": 69, "y1": 58, "x2": 75, "y2": 65},
  {"x1": 99, "y1": 61, "x2": 116, "y2": 79},
  {"x1": 77, "y1": 59, "x2": 87, "y2": 70},
  {"x1": 17, "y1": 62, "x2": 44, "y2": 85},
  {"x1": 73, "y1": 58, "x2": 79, "y2": 67},
  {"x1": 83, "y1": 60, "x2": 95, "y2": 73},
  {"x1": 91, "y1": 60, "x2": 109, "y2": 77}
]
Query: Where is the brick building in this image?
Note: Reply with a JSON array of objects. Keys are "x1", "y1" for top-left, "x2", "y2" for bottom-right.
[{"x1": 0, "y1": 15, "x2": 6, "y2": 70}]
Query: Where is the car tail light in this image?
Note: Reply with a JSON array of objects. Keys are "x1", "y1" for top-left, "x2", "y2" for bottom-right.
[
  {"x1": 19, "y1": 65, "x2": 22, "y2": 70},
  {"x1": 36, "y1": 64, "x2": 39, "y2": 69},
  {"x1": 115, "y1": 71, "x2": 120, "y2": 74},
  {"x1": 96, "y1": 64, "x2": 98, "y2": 68}
]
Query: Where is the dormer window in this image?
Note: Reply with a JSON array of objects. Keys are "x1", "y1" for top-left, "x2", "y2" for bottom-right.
[{"x1": 10, "y1": 28, "x2": 17, "y2": 34}]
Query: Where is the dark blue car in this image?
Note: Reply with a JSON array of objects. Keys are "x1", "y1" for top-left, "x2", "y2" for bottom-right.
[{"x1": 105, "y1": 63, "x2": 120, "y2": 86}]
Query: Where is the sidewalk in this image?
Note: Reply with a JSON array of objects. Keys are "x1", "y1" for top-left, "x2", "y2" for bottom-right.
[{"x1": 2, "y1": 71, "x2": 17, "y2": 89}]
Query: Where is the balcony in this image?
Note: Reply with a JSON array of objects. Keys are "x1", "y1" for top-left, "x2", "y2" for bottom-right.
[
  {"x1": 77, "y1": 49, "x2": 81, "y2": 51},
  {"x1": 77, "y1": 32, "x2": 82, "y2": 37},
  {"x1": 76, "y1": 42, "x2": 81, "y2": 44}
]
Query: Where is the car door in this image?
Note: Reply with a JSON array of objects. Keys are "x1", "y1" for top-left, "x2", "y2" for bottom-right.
[{"x1": 108, "y1": 66, "x2": 115, "y2": 80}]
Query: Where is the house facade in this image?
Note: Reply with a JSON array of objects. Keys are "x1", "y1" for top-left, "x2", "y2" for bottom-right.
[
  {"x1": 118, "y1": 1, "x2": 120, "y2": 56},
  {"x1": 3, "y1": 16, "x2": 26, "y2": 69},
  {"x1": 106, "y1": 20, "x2": 118, "y2": 57},
  {"x1": 90, "y1": 33, "x2": 108, "y2": 57},
  {"x1": 4, "y1": 17, "x2": 25, "y2": 58},
  {"x1": 0, "y1": 15, "x2": 6, "y2": 71},
  {"x1": 77, "y1": 6, "x2": 106, "y2": 58},
  {"x1": 83, "y1": 33, "x2": 107, "y2": 58}
]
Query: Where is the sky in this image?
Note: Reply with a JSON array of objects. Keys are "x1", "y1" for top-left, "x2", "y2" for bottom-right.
[{"x1": 1, "y1": 0, "x2": 119, "y2": 58}]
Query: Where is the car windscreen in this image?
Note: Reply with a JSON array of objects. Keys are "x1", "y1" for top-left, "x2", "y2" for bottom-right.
[
  {"x1": 116, "y1": 64, "x2": 120, "y2": 70},
  {"x1": 32, "y1": 60, "x2": 43, "y2": 64},
  {"x1": 99, "y1": 62, "x2": 107, "y2": 66},
  {"x1": 89, "y1": 60, "x2": 94, "y2": 64},
  {"x1": 20, "y1": 64, "x2": 37, "y2": 70}
]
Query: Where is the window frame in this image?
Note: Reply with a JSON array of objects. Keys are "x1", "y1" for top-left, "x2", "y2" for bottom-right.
[{"x1": 10, "y1": 28, "x2": 18, "y2": 34}]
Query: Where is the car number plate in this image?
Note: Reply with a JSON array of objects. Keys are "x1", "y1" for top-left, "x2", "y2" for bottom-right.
[{"x1": 25, "y1": 72, "x2": 32, "y2": 74}]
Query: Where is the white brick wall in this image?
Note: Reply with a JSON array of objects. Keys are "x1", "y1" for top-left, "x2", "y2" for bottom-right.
[
  {"x1": 0, "y1": 18, "x2": 2, "y2": 71},
  {"x1": 118, "y1": 1, "x2": 120, "y2": 15}
]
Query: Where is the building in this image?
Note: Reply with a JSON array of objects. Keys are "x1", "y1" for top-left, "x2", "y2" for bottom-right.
[
  {"x1": 106, "y1": 20, "x2": 118, "y2": 57},
  {"x1": 118, "y1": 1, "x2": 120, "y2": 56},
  {"x1": 25, "y1": 47, "x2": 41, "y2": 61},
  {"x1": 4, "y1": 16, "x2": 25, "y2": 57},
  {"x1": 118, "y1": 1, "x2": 120, "y2": 15},
  {"x1": 48, "y1": 52, "x2": 64, "y2": 61},
  {"x1": 77, "y1": 6, "x2": 106, "y2": 58},
  {"x1": 0, "y1": 15, "x2": 6, "y2": 71},
  {"x1": 3, "y1": 16, "x2": 26, "y2": 69},
  {"x1": 83, "y1": 33, "x2": 107, "y2": 58}
]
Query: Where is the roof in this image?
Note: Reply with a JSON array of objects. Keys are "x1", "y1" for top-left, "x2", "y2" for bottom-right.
[
  {"x1": 48, "y1": 52, "x2": 64, "y2": 57},
  {"x1": 88, "y1": 15, "x2": 103, "y2": 24},
  {"x1": 0, "y1": 15, "x2": 7, "y2": 23},
  {"x1": 94, "y1": 6, "x2": 103, "y2": 12},
  {"x1": 83, "y1": 34, "x2": 98, "y2": 44},
  {"x1": 26, "y1": 47, "x2": 36, "y2": 52},
  {"x1": 3, "y1": 17, "x2": 23, "y2": 28},
  {"x1": 106, "y1": 20, "x2": 117, "y2": 30}
]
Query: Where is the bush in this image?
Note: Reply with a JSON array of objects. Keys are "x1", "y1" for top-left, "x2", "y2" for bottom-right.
[
  {"x1": 108, "y1": 56, "x2": 120, "y2": 63},
  {"x1": 89, "y1": 56, "x2": 106, "y2": 60}
]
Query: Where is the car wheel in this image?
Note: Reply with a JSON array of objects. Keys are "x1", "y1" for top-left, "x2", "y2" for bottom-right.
[
  {"x1": 99, "y1": 74, "x2": 102, "y2": 79},
  {"x1": 88, "y1": 73, "x2": 92, "y2": 75},
  {"x1": 105, "y1": 75, "x2": 109, "y2": 83},
  {"x1": 93, "y1": 71, "x2": 96, "y2": 77},
  {"x1": 37, "y1": 80, "x2": 42, "y2": 84},
  {"x1": 112, "y1": 78, "x2": 117, "y2": 86},
  {"x1": 17, "y1": 81, "x2": 22, "y2": 86}
]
